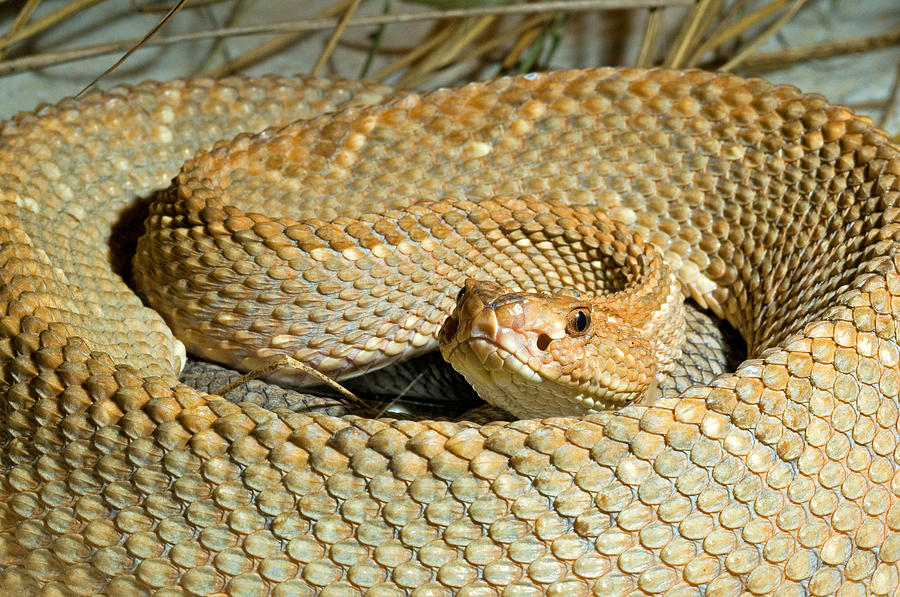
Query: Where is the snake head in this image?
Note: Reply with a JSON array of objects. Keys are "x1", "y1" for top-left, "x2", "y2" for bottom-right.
[{"x1": 439, "y1": 278, "x2": 663, "y2": 419}]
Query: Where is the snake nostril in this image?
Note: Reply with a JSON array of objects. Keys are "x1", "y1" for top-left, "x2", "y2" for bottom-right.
[{"x1": 536, "y1": 334, "x2": 552, "y2": 351}]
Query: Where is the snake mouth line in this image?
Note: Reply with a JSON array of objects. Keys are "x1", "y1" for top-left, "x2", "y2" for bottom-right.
[
  {"x1": 444, "y1": 327, "x2": 554, "y2": 379},
  {"x1": 444, "y1": 332, "x2": 647, "y2": 417}
]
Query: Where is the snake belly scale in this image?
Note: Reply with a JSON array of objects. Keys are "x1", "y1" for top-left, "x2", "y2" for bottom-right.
[{"x1": 1, "y1": 67, "x2": 900, "y2": 595}]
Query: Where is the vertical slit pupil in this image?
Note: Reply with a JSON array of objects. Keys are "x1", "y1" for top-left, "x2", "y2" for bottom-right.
[{"x1": 575, "y1": 311, "x2": 587, "y2": 332}]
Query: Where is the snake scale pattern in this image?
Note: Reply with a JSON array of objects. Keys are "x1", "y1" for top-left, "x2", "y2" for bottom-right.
[{"x1": 2, "y1": 67, "x2": 900, "y2": 595}]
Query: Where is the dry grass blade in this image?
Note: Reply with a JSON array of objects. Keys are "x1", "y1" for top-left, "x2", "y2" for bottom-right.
[
  {"x1": 634, "y1": 6, "x2": 663, "y2": 67},
  {"x1": 0, "y1": 0, "x2": 693, "y2": 78},
  {"x1": 311, "y1": 0, "x2": 363, "y2": 76},
  {"x1": 499, "y1": 13, "x2": 555, "y2": 69},
  {"x1": 1, "y1": 0, "x2": 42, "y2": 60},
  {"x1": 0, "y1": 0, "x2": 106, "y2": 53},
  {"x1": 207, "y1": 0, "x2": 354, "y2": 78},
  {"x1": 664, "y1": 0, "x2": 723, "y2": 68},
  {"x1": 195, "y1": 0, "x2": 255, "y2": 75},
  {"x1": 370, "y1": 24, "x2": 453, "y2": 80},
  {"x1": 0, "y1": 39, "x2": 133, "y2": 76},
  {"x1": 374, "y1": 370, "x2": 428, "y2": 418},
  {"x1": 75, "y1": 0, "x2": 189, "y2": 97},
  {"x1": 737, "y1": 24, "x2": 900, "y2": 72},
  {"x1": 693, "y1": 0, "x2": 748, "y2": 52},
  {"x1": 720, "y1": 0, "x2": 809, "y2": 71},
  {"x1": 213, "y1": 354, "x2": 373, "y2": 416},
  {"x1": 502, "y1": 20, "x2": 543, "y2": 68},
  {"x1": 688, "y1": 0, "x2": 788, "y2": 64},
  {"x1": 398, "y1": 15, "x2": 495, "y2": 87},
  {"x1": 207, "y1": 33, "x2": 299, "y2": 77},
  {"x1": 134, "y1": 0, "x2": 225, "y2": 10},
  {"x1": 378, "y1": 11, "x2": 554, "y2": 82}
]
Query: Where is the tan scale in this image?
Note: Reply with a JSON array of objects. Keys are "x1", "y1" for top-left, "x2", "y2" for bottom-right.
[{"x1": 0, "y1": 68, "x2": 900, "y2": 595}]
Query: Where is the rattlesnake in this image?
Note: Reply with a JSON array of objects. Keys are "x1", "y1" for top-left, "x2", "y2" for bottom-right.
[{"x1": 2, "y1": 67, "x2": 900, "y2": 595}]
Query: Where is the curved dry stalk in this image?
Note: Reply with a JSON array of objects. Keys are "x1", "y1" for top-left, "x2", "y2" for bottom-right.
[
  {"x1": 501, "y1": 17, "x2": 546, "y2": 69},
  {"x1": 398, "y1": 15, "x2": 496, "y2": 87},
  {"x1": 720, "y1": 0, "x2": 809, "y2": 71},
  {"x1": 0, "y1": 0, "x2": 107, "y2": 52},
  {"x1": 635, "y1": 6, "x2": 664, "y2": 67},
  {"x1": 311, "y1": 0, "x2": 363, "y2": 76},
  {"x1": 134, "y1": 0, "x2": 225, "y2": 10},
  {"x1": 213, "y1": 354, "x2": 373, "y2": 416},
  {"x1": 206, "y1": 0, "x2": 354, "y2": 78},
  {"x1": 664, "y1": 0, "x2": 723, "y2": 68},
  {"x1": 75, "y1": 0, "x2": 189, "y2": 97},
  {"x1": 371, "y1": 23, "x2": 456, "y2": 81},
  {"x1": 0, "y1": 0, "x2": 693, "y2": 78},
  {"x1": 736, "y1": 24, "x2": 900, "y2": 72},
  {"x1": 1, "y1": 0, "x2": 42, "y2": 60},
  {"x1": 687, "y1": 0, "x2": 787, "y2": 65},
  {"x1": 195, "y1": 0, "x2": 258, "y2": 75}
]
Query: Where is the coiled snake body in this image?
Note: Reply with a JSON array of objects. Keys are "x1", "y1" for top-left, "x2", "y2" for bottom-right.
[{"x1": 2, "y1": 67, "x2": 900, "y2": 595}]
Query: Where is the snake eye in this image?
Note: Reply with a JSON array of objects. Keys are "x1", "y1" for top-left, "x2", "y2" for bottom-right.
[
  {"x1": 455, "y1": 286, "x2": 466, "y2": 302},
  {"x1": 566, "y1": 308, "x2": 591, "y2": 335}
]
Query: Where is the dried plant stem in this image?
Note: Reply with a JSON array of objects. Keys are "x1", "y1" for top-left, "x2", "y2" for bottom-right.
[
  {"x1": 664, "y1": 0, "x2": 723, "y2": 68},
  {"x1": 311, "y1": 0, "x2": 363, "y2": 76},
  {"x1": 213, "y1": 354, "x2": 371, "y2": 416},
  {"x1": 207, "y1": 0, "x2": 354, "y2": 78},
  {"x1": 207, "y1": 34, "x2": 294, "y2": 77},
  {"x1": 398, "y1": 16, "x2": 496, "y2": 88},
  {"x1": 0, "y1": 0, "x2": 107, "y2": 53},
  {"x1": 505, "y1": 28, "x2": 544, "y2": 67},
  {"x1": 373, "y1": 11, "x2": 551, "y2": 83},
  {"x1": 1, "y1": 0, "x2": 42, "y2": 60},
  {"x1": 374, "y1": 371, "x2": 428, "y2": 418},
  {"x1": 370, "y1": 24, "x2": 453, "y2": 81},
  {"x1": 195, "y1": 0, "x2": 256, "y2": 75},
  {"x1": 76, "y1": 0, "x2": 189, "y2": 96},
  {"x1": 737, "y1": 25, "x2": 900, "y2": 72},
  {"x1": 634, "y1": 6, "x2": 663, "y2": 67},
  {"x1": 689, "y1": 0, "x2": 788, "y2": 64},
  {"x1": 0, "y1": 0, "x2": 690, "y2": 77},
  {"x1": 501, "y1": 19, "x2": 545, "y2": 69},
  {"x1": 720, "y1": 0, "x2": 809, "y2": 72},
  {"x1": 134, "y1": 0, "x2": 225, "y2": 10},
  {"x1": 693, "y1": 0, "x2": 748, "y2": 52}
]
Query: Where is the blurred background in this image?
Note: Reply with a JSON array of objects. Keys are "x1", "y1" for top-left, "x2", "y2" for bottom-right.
[{"x1": 0, "y1": 0, "x2": 898, "y2": 134}]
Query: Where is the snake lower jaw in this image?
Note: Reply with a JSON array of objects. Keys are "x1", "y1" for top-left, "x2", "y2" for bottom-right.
[{"x1": 441, "y1": 325, "x2": 652, "y2": 418}]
